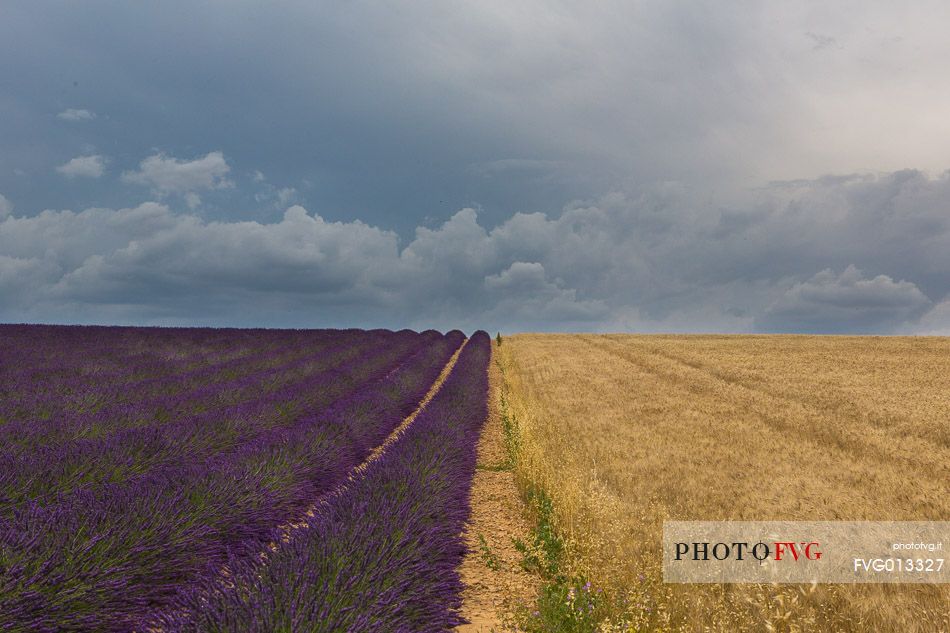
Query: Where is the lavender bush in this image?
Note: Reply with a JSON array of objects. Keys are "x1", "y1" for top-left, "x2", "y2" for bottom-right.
[
  {"x1": 0, "y1": 329, "x2": 425, "y2": 510},
  {"x1": 0, "y1": 326, "x2": 467, "y2": 631}
]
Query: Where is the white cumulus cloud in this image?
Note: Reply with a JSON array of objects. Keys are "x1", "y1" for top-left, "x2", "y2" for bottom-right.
[
  {"x1": 56, "y1": 155, "x2": 106, "y2": 179},
  {"x1": 2, "y1": 168, "x2": 950, "y2": 332},
  {"x1": 122, "y1": 151, "x2": 232, "y2": 196},
  {"x1": 56, "y1": 108, "x2": 96, "y2": 121}
]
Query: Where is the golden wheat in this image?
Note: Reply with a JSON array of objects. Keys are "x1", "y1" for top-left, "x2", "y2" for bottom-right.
[{"x1": 498, "y1": 334, "x2": 950, "y2": 632}]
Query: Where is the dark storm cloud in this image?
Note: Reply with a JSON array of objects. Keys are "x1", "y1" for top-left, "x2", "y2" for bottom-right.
[
  {"x1": 6, "y1": 1, "x2": 950, "y2": 226},
  {"x1": 1, "y1": 1, "x2": 608, "y2": 227}
]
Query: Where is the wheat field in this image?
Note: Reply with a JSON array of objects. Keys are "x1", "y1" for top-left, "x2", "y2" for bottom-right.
[{"x1": 497, "y1": 334, "x2": 950, "y2": 632}]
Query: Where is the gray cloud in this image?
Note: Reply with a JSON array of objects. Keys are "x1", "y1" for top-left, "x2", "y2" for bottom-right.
[
  {"x1": 482, "y1": 262, "x2": 609, "y2": 330},
  {"x1": 56, "y1": 155, "x2": 105, "y2": 179},
  {"x1": 56, "y1": 108, "x2": 96, "y2": 121},
  {"x1": 0, "y1": 194, "x2": 11, "y2": 218},
  {"x1": 1, "y1": 167, "x2": 949, "y2": 333},
  {"x1": 759, "y1": 266, "x2": 930, "y2": 333}
]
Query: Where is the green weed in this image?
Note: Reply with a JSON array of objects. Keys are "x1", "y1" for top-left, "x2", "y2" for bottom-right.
[{"x1": 478, "y1": 532, "x2": 501, "y2": 571}]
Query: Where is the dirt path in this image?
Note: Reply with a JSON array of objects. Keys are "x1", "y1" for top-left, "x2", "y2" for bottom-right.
[{"x1": 457, "y1": 349, "x2": 538, "y2": 632}]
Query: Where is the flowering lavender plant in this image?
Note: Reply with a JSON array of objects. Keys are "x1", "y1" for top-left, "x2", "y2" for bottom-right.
[
  {"x1": 0, "y1": 326, "x2": 468, "y2": 631},
  {"x1": 152, "y1": 331, "x2": 491, "y2": 632}
]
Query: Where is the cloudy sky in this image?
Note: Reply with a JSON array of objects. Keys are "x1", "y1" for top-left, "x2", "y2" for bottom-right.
[{"x1": 2, "y1": 1, "x2": 949, "y2": 333}]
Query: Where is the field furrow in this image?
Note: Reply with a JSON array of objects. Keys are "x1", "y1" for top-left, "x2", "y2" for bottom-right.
[
  {"x1": 497, "y1": 333, "x2": 950, "y2": 632},
  {"x1": 582, "y1": 335, "x2": 950, "y2": 512}
]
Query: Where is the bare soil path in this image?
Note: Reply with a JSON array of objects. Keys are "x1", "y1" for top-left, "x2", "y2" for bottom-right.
[{"x1": 456, "y1": 349, "x2": 538, "y2": 632}]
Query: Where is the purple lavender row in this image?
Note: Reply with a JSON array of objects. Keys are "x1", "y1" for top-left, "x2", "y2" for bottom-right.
[
  {"x1": 0, "y1": 329, "x2": 379, "y2": 457},
  {"x1": 0, "y1": 328, "x2": 430, "y2": 620},
  {"x1": 0, "y1": 325, "x2": 266, "y2": 380},
  {"x1": 0, "y1": 331, "x2": 464, "y2": 631},
  {"x1": 0, "y1": 330, "x2": 425, "y2": 510},
  {"x1": 0, "y1": 328, "x2": 355, "y2": 437},
  {"x1": 141, "y1": 328, "x2": 468, "y2": 626},
  {"x1": 0, "y1": 328, "x2": 326, "y2": 432},
  {"x1": 0, "y1": 326, "x2": 283, "y2": 397},
  {"x1": 0, "y1": 330, "x2": 354, "y2": 465},
  {"x1": 0, "y1": 330, "x2": 462, "y2": 628},
  {"x1": 156, "y1": 331, "x2": 490, "y2": 633},
  {"x1": 0, "y1": 331, "x2": 295, "y2": 424}
]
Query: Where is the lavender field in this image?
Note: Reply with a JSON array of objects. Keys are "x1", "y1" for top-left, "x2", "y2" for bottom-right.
[{"x1": 0, "y1": 325, "x2": 490, "y2": 632}]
